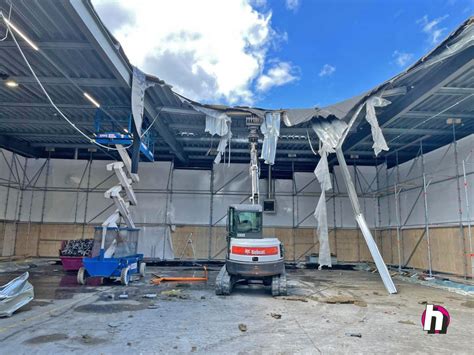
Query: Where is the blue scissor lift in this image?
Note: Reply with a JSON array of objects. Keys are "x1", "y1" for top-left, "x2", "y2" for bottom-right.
[
  {"x1": 93, "y1": 110, "x2": 155, "y2": 162},
  {"x1": 77, "y1": 111, "x2": 154, "y2": 286}
]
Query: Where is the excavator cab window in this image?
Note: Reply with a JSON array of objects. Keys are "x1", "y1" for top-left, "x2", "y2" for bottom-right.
[{"x1": 234, "y1": 211, "x2": 262, "y2": 235}]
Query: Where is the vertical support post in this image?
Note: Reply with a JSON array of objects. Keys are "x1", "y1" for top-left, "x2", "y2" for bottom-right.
[
  {"x1": 26, "y1": 159, "x2": 35, "y2": 254},
  {"x1": 452, "y1": 123, "x2": 468, "y2": 278},
  {"x1": 167, "y1": 160, "x2": 174, "y2": 259},
  {"x1": 394, "y1": 151, "x2": 403, "y2": 272},
  {"x1": 375, "y1": 160, "x2": 382, "y2": 261},
  {"x1": 2, "y1": 152, "x2": 13, "y2": 256},
  {"x1": 354, "y1": 164, "x2": 361, "y2": 261},
  {"x1": 384, "y1": 157, "x2": 393, "y2": 263},
  {"x1": 82, "y1": 152, "x2": 93, "y2": 239},
  {"x1": 420, "y1": 141, "x2": 433, "y2": 278},
  {"x1": 336, "y1": 148, "x2": 397, "y2": 294},
  {"x1": 422, "y1": 173, "x2": 433, "y2": 277},
  {"x1": 462, "y1": 160, "x2": 472, "y2": 255},
  {"x1": 2, "y1": 152, "x2": 13, "y2": 220},
  {"x1": 292, "y1": 161, "x2": 296, "y2": 262},
  {"x1": 131, "y1": 123, "x2": 141, "y2": 174},
  {"x1": 37, "y1": 154, "x2": 50, "y2": 256},
  {"x1": 164, "y1": 160, "x2": 174, "y2": 260},
  {"x1": 208, "y1": 168, "x2": 214, "y2": 260},
  {"x1": 13, "y1": 156, "x2": 28, "y2": 256},
  {"x1": 332, "y1": 171, "x2": 337, "y2": 256}
]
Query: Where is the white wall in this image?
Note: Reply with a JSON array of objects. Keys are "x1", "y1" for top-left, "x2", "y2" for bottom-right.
[
  {"x1": 379, "y1": 134, "x2": 473, "y2": 228},
  {"x1": 1, "y1": 152, "x2": 376, "y2": 230}
]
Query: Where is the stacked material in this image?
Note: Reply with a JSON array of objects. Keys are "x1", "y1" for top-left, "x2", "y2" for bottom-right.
[{"x1": 60, "y1": 239, "x2": 93, "y2": 257}]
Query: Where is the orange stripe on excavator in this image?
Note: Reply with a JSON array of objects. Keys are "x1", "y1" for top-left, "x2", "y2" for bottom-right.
[{"x1": 231, "y1": 246, "x2": 278, "y2": 255}]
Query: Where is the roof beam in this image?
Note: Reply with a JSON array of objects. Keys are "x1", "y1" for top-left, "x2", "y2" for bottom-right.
[
  {"x1": 0, "y1": 41, "x2": 93, "y2": 50},
  {"x1": 159, "y1": 106, "x2": 204, "y2": 116},
  {"x1": 2, "y1": 132, "x2": 82, "y2": 139},
  {"x1": 382, "y1": 127, "x2": 470, "y2": 136},
  {"x1": 182, "y1": 146, "x2": 414, "y2": 158},
  {"x1": 0, "y1": 135, "x2": 40, "y2": 158},
  {"x1": 381, "y1": 86, "x2": 408, "y2": 97},
  {"x1": 30, "y1": 143, "x2": 96, "y2": 149},
  {"x1": 0, "y1": 119, "x2": 68, "y2": 126},
  {"x1": 176, "y1": 136, "x2": 310, "y2": 145},
  {"x1": 65, "y1": 0, "x2": 188, "y2": 164},
  {"x1": 401, "y1": 110, "x2": 472, "y2": 119},
  {"x1": 384, "y1": 135, "x2": 431, "y2": 157},
  {"x1": 181, "y1": 147, "x2": 317, "y2": 156},
  {"x1": 169, "y1": 123, "x2": 315, "y2": 136},
  {"x1": 436, "y1": 86, "x2": 474, "y2": 95},
  {"x1": 0, "y1": 102, "x2": 130, "y2": 110},
  {"x1": 0, "y1": 118, "x2": 114, "y2": 126},
  {"x1": 0, "y1": 102, "x2": 194, "y2": 113},
  {"x1": 10, "y1": 76, "x2": 125, "y2": 88},
  {"x1": 357, "y1": 141, "x2": 439, "y2": 148},
  {"x1": 343, "y1": 52, "x2": 474, "y2": 152},
  {"x1": 346, "y1": 150, "x2": 413, "y2": 157}
]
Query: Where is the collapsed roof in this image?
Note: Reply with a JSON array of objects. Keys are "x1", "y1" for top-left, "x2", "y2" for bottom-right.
[{"x1": 0, "y1": 0, "x2": 472, "y2": 177}]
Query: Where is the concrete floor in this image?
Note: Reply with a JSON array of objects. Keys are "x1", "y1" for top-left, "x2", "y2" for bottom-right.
[{"x1": 0, "y1": 261, "x2": 473, "y2": 354}]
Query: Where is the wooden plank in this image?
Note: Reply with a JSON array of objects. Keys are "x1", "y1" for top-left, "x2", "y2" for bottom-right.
[{"x1": 335, "y1": 229, "x2": 359, "y2": 262}]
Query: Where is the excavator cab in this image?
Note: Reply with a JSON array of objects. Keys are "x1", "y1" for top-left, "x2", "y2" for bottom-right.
[{"x1": 228, "y1": 205, "x2": 263, "y2": 238}]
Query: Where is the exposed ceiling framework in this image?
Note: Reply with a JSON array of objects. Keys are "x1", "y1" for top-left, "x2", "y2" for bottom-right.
[{"x1": 0, "y1": 0, "x2": 472, "y2": 178}]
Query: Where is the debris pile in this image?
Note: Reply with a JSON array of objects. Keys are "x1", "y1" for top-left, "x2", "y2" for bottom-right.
[
  {"x1": 60, "y1": 239, "x2": 93, "y2": 257},
  {"x1": 0, "y1": 272, "x2": 34, "y2": 317}
]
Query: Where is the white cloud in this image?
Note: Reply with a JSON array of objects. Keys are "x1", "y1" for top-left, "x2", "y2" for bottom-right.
[
  {"x1": 256, "y1": 61, "x2": 299, "y2": 92},
  {"x1": 392, "y1": 50, "x2": 414, "y2": 67},
  {"x1": 319, "y1": 64, "x2": 336, "y2": 77},
  {"x1": 92, "y1": 0, "x2": 290, "y2": 105},
  {"x1": 285, "y1": 0, "x2": 300, "y2": 12},
  {"x1": 417, "y1": 15, "x2": 449, "y2": 44},
  {"x1": 250, "y1": 0, "x2": 268, "y2": 8}
]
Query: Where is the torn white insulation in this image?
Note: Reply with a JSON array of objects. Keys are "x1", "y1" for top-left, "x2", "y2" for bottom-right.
[
  {"x1": 314, "y1": 151, "x2": 332, "y2": 268},
  {"x1": 131, "y1": 66, "x2": 154, "y2": 134},
  {"x1": 365, "y1": 96, "x2": 391, "y2": 156},
  {"x1": 214, "y1": 128, "x2": 232, "y2": 165},
  {"x1": 314, "y1": 148, "x2": 332, "y2": 191},
  {"x1": 260, "y1": 112, "x2": 281, "y2": 165},
  {"x1": 311, "y1": 118, "x2": 348, "y2": 268},
  {"x1": 193, "y1": 105, "x2": 232, "y2": 165},
  {"x1": 312, "y1": 119, "x2": 348, "y2": 153}
]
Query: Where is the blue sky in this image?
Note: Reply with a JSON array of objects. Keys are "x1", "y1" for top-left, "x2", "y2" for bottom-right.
[
  {"x1": 95, "y1": 0, "x2": 473, "y2": 109},
  {"x1": 258, "y1": 0, "x2": 473, "y2": 109}
]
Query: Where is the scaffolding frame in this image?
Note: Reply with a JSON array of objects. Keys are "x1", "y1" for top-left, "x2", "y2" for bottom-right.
[{"x1": 0, "y1": 132, "x2": 472, "y2": 280}]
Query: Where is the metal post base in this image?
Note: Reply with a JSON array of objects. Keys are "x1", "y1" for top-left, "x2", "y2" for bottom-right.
[
  {"x1": 336, "y1": 148, "x2": 397, "y2": 294},
  {"x1": 355, "y1": 214, "x2": 397, "y2": 294}
]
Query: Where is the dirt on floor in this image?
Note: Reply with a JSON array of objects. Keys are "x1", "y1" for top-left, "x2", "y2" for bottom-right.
[{"x1": 0, "y1": 261, "x2": 473, "y2": 354}]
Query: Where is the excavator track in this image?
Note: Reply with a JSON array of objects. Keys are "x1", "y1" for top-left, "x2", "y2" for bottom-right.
[
  {"x1": 215, "y1": 265, "x2": 233, "y2": 295},
  {"x1": 271, "y1": 271, "x2": 288, "y2": 296}
]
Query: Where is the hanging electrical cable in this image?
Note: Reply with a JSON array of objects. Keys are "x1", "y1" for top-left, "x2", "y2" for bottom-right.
[
  {"x1": 0, "y1": 4, "x2": 11, "y2": 41},
  {"x1": 306, "y1": 129, "x2": 319, "y2": 156},
  {"x1": 0, "y1": 12, "x2": 133, "y2": 152},
  {"x1": 139, "y1": 107, "x2": 163, "y2": 139}
]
